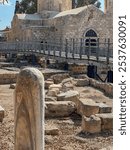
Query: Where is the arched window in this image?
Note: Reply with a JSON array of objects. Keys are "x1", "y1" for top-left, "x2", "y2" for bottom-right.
[
  {"x1": 85, "y1": 30, "x2": 98, "y2": 53},
  {"x1": 85, "y1": 29, "x2": 97, "y2": 37}
]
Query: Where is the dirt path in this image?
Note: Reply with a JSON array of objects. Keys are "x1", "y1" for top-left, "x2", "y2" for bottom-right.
[{"x1": 0, "y1": 84, "x2": 113, "y2": 150}]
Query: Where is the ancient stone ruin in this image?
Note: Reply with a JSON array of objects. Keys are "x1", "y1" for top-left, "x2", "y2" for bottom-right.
[
  {"x1": 14, "y1": 67, "x2": 44, "y2": 150},
  {"x1": 0, "y1": 66, "x2": 113, "y2": 149}
]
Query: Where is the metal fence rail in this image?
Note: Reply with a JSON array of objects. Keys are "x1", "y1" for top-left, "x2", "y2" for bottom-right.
[{"x1": 0, "y1": 38, "x2": 113, "y2": 64}]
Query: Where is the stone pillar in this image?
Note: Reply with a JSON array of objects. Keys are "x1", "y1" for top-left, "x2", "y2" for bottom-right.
[{"x1": 14, "y1": 67, "x2": 44, "y2": 150}]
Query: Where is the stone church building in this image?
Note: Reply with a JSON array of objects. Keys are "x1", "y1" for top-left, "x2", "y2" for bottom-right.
[{"x1": 7, "y1": 0, "x2": 113, "y2": 46}]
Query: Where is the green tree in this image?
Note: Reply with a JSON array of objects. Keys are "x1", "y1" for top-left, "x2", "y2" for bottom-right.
[
  {"x1": 15, "y1": 0, "x2": 37, "y2": 14},
  {"x1": 76, "y1": 0, "x2": 101, "y2": 8},
  {"x1": 0, "y1": 0, "x2": 8, "y2": 4}
]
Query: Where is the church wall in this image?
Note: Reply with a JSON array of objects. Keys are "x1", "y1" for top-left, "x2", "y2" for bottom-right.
[
  {"x1": 37, "y1": 0, "x2": 72, "y2": 13},
  {"x1": 51, "y1": 5, "x2": 113, "y2": 43}
]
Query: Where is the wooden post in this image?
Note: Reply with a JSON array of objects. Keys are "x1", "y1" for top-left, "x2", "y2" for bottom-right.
[{"x1": 107, "y1": 38, "x2": 110, "y2": 64}]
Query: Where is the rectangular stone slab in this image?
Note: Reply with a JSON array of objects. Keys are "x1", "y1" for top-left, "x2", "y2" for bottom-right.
[
  {"x1": 82, "y1": 115, "x2": 101, "y2": 133},
  {"x1": 45, "y1": 101, "x2": 76, "y2": 118},
  {"x1": 77, "y1": 99, "x2": 99, "y2": 117},
  {"x1": 0, "y1": 106, "x2": 4, "y2": 122},
  {"x1": 97, "y1": 103, "x2": 112, "y2": 113},
  {"x1": 95, "y1": 113, "x2": 113, "y2": 131}
]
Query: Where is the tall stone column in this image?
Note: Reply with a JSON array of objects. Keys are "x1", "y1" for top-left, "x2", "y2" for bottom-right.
[{"x1": 14, "y1": 67, "x2": 44, "y2": 150}]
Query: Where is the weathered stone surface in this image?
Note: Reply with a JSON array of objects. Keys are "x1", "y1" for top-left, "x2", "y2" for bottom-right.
[
  {"x1": 97, "y1": 103, "x2": 112, "y2": 113},
  {"x1": 75, "y1": 78, "x2": 89, "y2": 87},
  {"x1": 49, "y1": 84, "x2": 62, "y2": 91},
  {"x1": 82, "y1": 115, "x2": 101, "y2": 133},
  {"x1": 95, "y1": 113, "x2": 113, "y2": 131},
  {"x1": 51, "y1": 73, "x2": 70, "y2": 84},
  {"x1": 45, "y1": 125, "x2": 59, "y2": 135},
  {"x1": 62, "y1": 82, "x2": 74, "y2": 92},
  {"x1": 45, "y1": 80, "x2": 54, "y2": 89},
  {"x1": 14, "y1": 67, "x2": 44, "y2": 150},
  {"x1": 9, "y1": 84, "x2": 16, "y2": 89},
  {"x1": 89, "y1": 78, "x2": 98, "y2": 88},
  {"x1": 45, "y1": 101, "x2": 76, "y2": 118},
  {"x1": 0, "y1": 106, "x2": 4, "y2": 122},
  {"x1": 57, "y1": 90, "x2": 79, "y2": 104},
  {"x1": 47, "y1": 89, "x2": 60, "y2": 97},
  {"x1": 104, "y1": 84, "x2": 113, "y2": 97},
  {"x1": 45, "y1": 96, "x2": 57, "y2": 101},
  {"x1": 77, "y1": 99, "x2": 99, "y2": 117},
  {"x1": 89, "y1": 79, "x2": 113, "y2": 97}
]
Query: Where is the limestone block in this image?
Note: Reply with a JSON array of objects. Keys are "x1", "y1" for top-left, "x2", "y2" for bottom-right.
[
  {"x1": 45, "y1": 96, "x2": 57, "y2": 101},
  {"x1": 45, "y1": 80, "x2": 54, "y2": 89},
  {"x1": 104, "y1": 84, "x2": 113, "y2": 96},
  {"x1": 77, "y1": 99, "x2": 99, "y2": 117},
  {"x1": 0, "y1": 106, "x2": 4, "y2": 122},
  {"x1": 95, "y1": 113, "x2": 113, "y2": 131},
  {"x1": 89, "y1": 79, "x2": 99, "y2": 88},
  {"x1": 45, "y1": 101, "x2": 76, "y2": 118},
  {"x1": 47, "y1": 89, "x2": 60, "y2": 97},
  {"x1": 75, "y1": 78, "x2": 89, "y2": 87},
  {"x1": 82, "y1": 115, "x2": 101, "y2": 133},
  {"x1": 14, "y1": 67, "x2": 44, "y2": 150},
  {"x1": 45, "y1": 125, "x2": 59, "y2": 135},
  {"x1": 61, "y1": 77, "x2": 73, "y2": 84},
  {"x1": 97, "y1": 103, "x2": 112, "y2": 113},
  {"x1": 51, "y1": 73, "x2": 70, "y2": 84},
  {"x1": 57, "y1": 90, "x2": 79, "y2": 104},
  {"x1": 62, "y1": 82, "x2": 74, "y2": 92},
  {"x1": 49, "y1": 84, "x2": 62, "y2": 91}
]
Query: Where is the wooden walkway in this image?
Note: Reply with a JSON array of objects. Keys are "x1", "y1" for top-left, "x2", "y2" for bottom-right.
[{"x1": 0, "y1": 39, "x2": 113, "y2": 65}]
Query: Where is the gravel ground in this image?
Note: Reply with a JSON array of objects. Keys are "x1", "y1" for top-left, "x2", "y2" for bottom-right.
[{"x1": 0, "y1": 84, "x2": 113, "y2": 150}]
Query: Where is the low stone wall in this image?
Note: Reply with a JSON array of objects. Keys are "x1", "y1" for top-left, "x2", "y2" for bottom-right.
[
  {"x1": 0, "y1": 69, "x2": 68, "y2": 84},
  {"x1": 0, "y1": 73, "x2": 18, "y2": 84},
  {"x1": 69, "y1": 63, "x2": 87, "y2": 74},
  {"x1": 89, "y1": 78, "x2": 113, "y2": 97}
]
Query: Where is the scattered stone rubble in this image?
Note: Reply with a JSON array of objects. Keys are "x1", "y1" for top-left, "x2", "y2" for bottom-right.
[{"x1": 45, "y1": 73, "x2": 113, "y2": 134}]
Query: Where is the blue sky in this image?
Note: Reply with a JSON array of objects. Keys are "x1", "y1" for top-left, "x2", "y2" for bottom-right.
[{"x1": 0, "y1": 0, "x2": 104, "y2": 30}]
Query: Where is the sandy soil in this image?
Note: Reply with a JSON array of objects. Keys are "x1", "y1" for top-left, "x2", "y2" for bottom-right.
[{"x1": 0, "y1": 84, "x2": 113, "y2": 150}]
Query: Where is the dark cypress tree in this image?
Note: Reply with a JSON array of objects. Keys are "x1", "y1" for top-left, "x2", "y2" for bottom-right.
[
  {"x1": 14, "y1": 0, "x2": 37, "y2": 14},
  {"x1": 76, "y1": 0, "x2": 101, "y2": 8}
]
